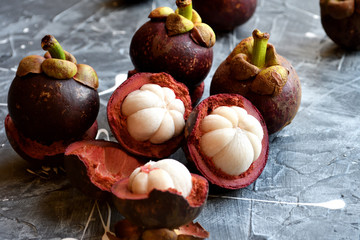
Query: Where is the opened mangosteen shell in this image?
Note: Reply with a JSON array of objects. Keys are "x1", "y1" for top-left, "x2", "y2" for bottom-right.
[
  {"x1": 129, "y1": 20, "x2": 213, "y2": 93},
  {"x1": 193, "y1": 0, "x2": 257, "y2": 32},
  {"x1": 107, "y1": 72, "x2": 192, "y2": 159},
  {"x1": 210, "y1": 54, "x2": 301, "y2": 134},
  {"x1": 111, "y1": 173, "x2": 209, "y2": 229},
  {"x1": 5, "y1": 114, "x2": 98, "y2": 165},
  {"x1": 64, "y1": 140, "x2": 143, "y2": 199},
  {"x1": 7, "y1": 73, "x2": 100, "y2": 143},
  {"x1": 184, "y1": 93, "x2": 269, "y2": 189}
]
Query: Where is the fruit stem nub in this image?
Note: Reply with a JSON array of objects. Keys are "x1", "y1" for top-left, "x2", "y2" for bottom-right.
[
  {"x1": 41, "y1": 35, "x2": 66, "y2": 60},
  {"x1": 176, "y1": 0, "x2": 193, "y2": 20},
  {"x1": 251, "y1": 29, "x2": 270, "y2": 68}
]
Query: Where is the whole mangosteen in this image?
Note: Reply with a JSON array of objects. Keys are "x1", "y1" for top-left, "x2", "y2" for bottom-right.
[
  {"x1": 320, "y1": 0, "x2": 360, "y2": 50},
  {"x1": 210, "y1": 29, "x2": 301, "y2": 134},
  {"x1": 192, "y1": 0, "x2": 257, "y2": 32},
  {"x1": 184, "y1": 93, "x2": 269, "y2": 189},
  {"x1": 111, "y1": 159, "x2": 209, "y2": 229},
  {"x1": 5, "y1": 35, "x2": 100, "y2": 164},
  {"x1": 129, "y1": 0, "x2": 215, "y2": 105},
  {"x1": 107, "y1": 72, "x2": 192, "y2": 159}
]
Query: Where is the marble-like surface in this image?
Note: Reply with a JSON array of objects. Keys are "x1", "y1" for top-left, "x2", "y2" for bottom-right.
[{"x1": 1, "y1": 0, "x2": 359, "y2": 239}]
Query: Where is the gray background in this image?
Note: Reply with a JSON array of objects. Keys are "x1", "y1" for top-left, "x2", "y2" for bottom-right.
[{"x1": 0, "y1": 0, "x2": 359, "y2": 239}]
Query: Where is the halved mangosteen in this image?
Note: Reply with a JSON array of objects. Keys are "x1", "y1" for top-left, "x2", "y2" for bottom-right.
[
  {"x1": 64, "y1": 140, "x2": 143, "y2": 199},
  {"x1": 111, "y1": 159, "x2": 209, "y2": 229},
  {"x1": 184, "y1": 94, "x2": 269, "y2": 189},
  {"x1": 107, "y1": 72, "x2": 192, "y2": 159}
]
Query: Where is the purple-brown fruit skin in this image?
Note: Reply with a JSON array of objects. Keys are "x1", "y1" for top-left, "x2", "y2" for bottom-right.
[
  {"x1": 129, "y1": 21, "x2": 213, "y2": 92},
  {"x1": 320, "y1": 0, "x2": 360, "y2": 50},
  {"x1": 210, "y1": 55, "x2": 301, "y2": 134},
  {"x1": 5, "y1": 115, "x2": 98, "y2": 165},
  {"x1": 7, "y1": 73, "x2": 99, "y2": 143},
  {"x1": 193, "y1": 0, "x2": 257, "y2": 32}
]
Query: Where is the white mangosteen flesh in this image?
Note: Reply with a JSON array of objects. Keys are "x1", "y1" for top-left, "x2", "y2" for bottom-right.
[
  {"x1": 200, "y1": 106, "x2": 264, "y2": 176},
  {"x1": 121, "y1": 84, "x2": 185, "y2": 144},
  {"x1": 128, "y1": 159, "x2": 192, "y2": 198}
]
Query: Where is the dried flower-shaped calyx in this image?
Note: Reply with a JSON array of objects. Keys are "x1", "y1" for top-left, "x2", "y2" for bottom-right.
[
  {"x1": 122, "y1": 83, "x2": 186, "y2": 144},
  {"x1": 320, "y1": 0, "x2": 357, "y2": 19},
  {"x1": 148, "y1": 0, "x2": 215, "y2": 47},
  {"x1": 16, "y1": 35, "x2": 98, "y2": 89},
  {"x1": 128, "y1": 159, "x2": 193, "y2": 198},
  {"x1": 226, "y1": 29, "x2": 289, "y2": 96},
  {"x1": 200, "y1": 106, "x2": 263, "y2": 176}
]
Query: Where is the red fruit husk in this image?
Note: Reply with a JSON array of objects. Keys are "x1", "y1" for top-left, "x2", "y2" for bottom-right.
[
  {"x1": 64, "y1": 140, "x2": 143, "y2": 199},
  {"x1": 107, "y1": 72, "x2": 192, "y2": 159},
  {"x1": 5, "y1": 114, "x2": 98, "y2": 165},
  {"x1": 184, "y1": 94, "x2": 269, "y2": 189},
  {"x1": 111, "y1": 173, "x2": 209, "y2": 229}
]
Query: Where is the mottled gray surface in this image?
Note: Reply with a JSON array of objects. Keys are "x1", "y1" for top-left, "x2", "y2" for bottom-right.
[{"x1": 0, "y1": 0, "x2": 359, "y2": 239}]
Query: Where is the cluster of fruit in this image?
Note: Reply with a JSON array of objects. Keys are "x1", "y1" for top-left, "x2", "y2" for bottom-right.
[{"x1": 5, "y1": 0, "x2": 355, "y2": 239}]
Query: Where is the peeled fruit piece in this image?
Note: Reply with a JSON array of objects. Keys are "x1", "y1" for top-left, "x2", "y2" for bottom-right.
[
  {"x1": 64, "y1": 140, "x2": 142, "y2": 199},
  {"x1": 112, "y1": 159, "x2": 209, "y2": 229},
  {"x1": 193, "y1": 0, "x2": 257, "y2": 32},
  {"x1": 107, "y1": 72, "x2": 192, "y2": 159},
  {"x1": 210, "y1": 29, "x2": 301, "y2": 134},
  {"x1": 185, "y1": 94, "x2": 269, "y2": 189}
]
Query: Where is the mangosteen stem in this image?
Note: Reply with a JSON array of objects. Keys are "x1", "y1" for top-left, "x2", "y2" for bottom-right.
[
  {"x1": 41, "y1": 35, "x2": 66, "y2": 60},
  {"x1": 176, "y1": 0, "x2": 193, "y2": 20},
  {"x1": 251, "y1": 29, "x2": 270, "y2": 68}
]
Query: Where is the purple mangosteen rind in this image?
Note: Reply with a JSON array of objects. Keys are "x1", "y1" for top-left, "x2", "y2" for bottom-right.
[
  {"x1": 129, "y1": 1, "x2": 215, "y2": 96},
  {"x1": 192, "y1": 0, "x2": 257, "y2": 32},
  {"x1": 107, "y1": 72, "x2": 193, "y2": 159},
  {"x1": 111, "y1": 173, "x2": 209, "y2": 229},
  {"x1": 210, "y1": 29, "x2": 301, "y2": 134},
  {"x1": 184, "y1": 93, "x2": 269, "y2": 189},
  {"x1": 64, "y1": 140, "x2": 143, "y2": 199},
  {"x1": 7, "y1": 35, "x2": 100, "y2": 143},
  {"x1": 5, "y1": 115, "x2": 98, "y2": 165},
  {"x1": 320, "y1": 0, "x2": 360, "y2": 50}
]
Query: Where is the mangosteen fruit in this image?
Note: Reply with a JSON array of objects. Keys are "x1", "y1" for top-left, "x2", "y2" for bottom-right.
[
  {"x1": 192, "y1": 0, "x2": 257, "y2": 32},
  {"x1": 111, "y1": 159, "x2": 209, "y2": 229},
  {"x1": 184, "y1": 93, "x2": 269, "y2": 189},
  {"x1": 114, "y1": 219, "x2": 209, "y2": 240},
  {"x1": 320, "y1": 0, "x2": 360, "y2": 50},
  {"x1": 210, "y1": 29, "x2": 301, "y2": 134},
  {"x1": 64, "y1": 140, "x2": 143, "y2": 199},
  {"x1": 129, "y1": 0, "x2": 215, "y2": 105},
  {"x1": 5, "y1": 35, "x2": 100, "y2": 164},
  {"x1": 107, "y1": 72, "x2": 192, "y2": 159}
]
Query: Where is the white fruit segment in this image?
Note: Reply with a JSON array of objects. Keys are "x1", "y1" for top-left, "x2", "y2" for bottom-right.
[
  {"x1": 200, "y1": 106, "x2": 263, "y2": 176},
  {"x1": 122, "y1": 84, "x2": 186, "y2": 144},
  {"x1": 128, "y1": 159, "x2": 193, "y2": 198}
]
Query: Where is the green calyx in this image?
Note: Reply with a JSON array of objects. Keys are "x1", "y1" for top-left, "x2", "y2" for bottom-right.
[
  {"x1": 227, "y1": 29, "x2": 289, "y2": 96},
  {"x1": 17, "y1": 35, "x2": 98, "y2": 90},
  {"x1": 148, "y1": 1, "x2": 215, "y2": 47}
]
